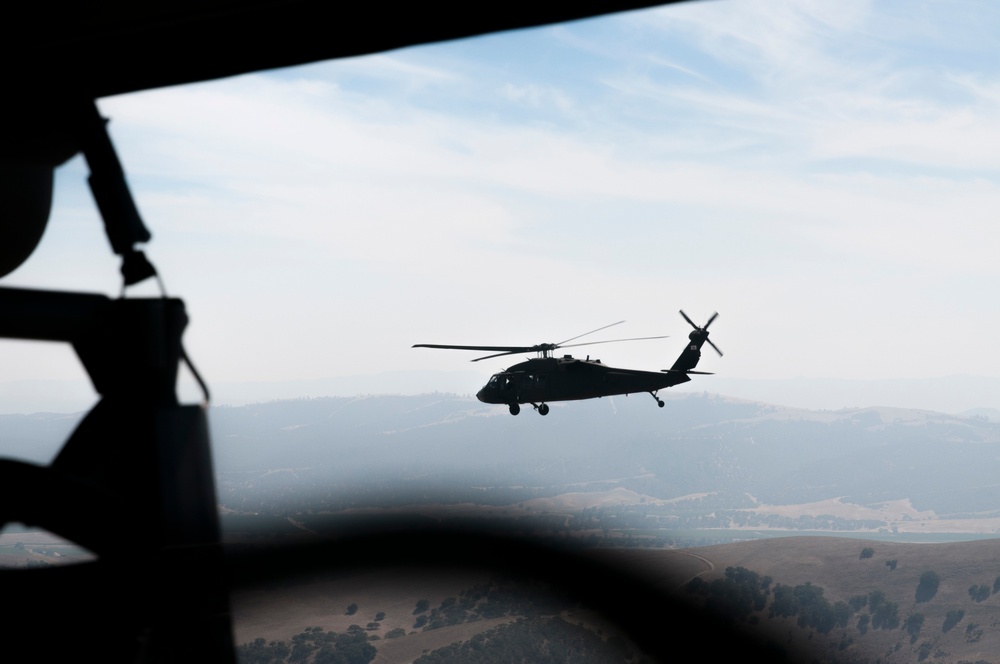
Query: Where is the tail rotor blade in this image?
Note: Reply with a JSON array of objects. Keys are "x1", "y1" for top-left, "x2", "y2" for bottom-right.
[{"x1": 679, "y1": 310, "x2": 722, "y2": 356}]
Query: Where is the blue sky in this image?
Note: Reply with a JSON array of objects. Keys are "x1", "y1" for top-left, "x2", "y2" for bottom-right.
[{"x1": 4, "y1": 0, "x2": 1000, "y2": 410}]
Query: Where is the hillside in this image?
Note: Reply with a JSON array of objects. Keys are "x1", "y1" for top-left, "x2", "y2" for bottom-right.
[
  {"x1": 651, "y1": 537, "x2": 1000, "y2": 663},
  {"x1": 7, "y1": 392, "x2": 1000, "y2": 661},
  {"x1": 203, "y1": 392, "x2": 1000, "y2": 540},
  {"x1": 7, "y1": 392, "x2": 1000, "y2": 540},
  {"x1": 229, "y1": 537, "x2": 1000, "y2": 663}
]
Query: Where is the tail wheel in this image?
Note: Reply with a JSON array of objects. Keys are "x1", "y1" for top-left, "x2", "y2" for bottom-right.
[
  {"x1": 509, "y1": 403, "x2": 521, "y2": 416},
  {"x1": 538, "y1": 403, "x2": 550, "y2": 416}
]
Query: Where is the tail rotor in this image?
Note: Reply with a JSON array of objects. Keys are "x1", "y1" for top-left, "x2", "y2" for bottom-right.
[{"x1": 679, "y1": 310, "x2": 723, "y2": 357}]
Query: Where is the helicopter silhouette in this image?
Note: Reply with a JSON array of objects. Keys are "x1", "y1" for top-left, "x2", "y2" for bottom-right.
[{"x1": 415, "y1": 310, "x2": 721, "y2": 415}]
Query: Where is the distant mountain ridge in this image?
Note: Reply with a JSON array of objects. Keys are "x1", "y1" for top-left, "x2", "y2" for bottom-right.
[
  {"x1": 5, "y1": 391, "x2": 1000, "y2": 539},
  {"x1": 4, "y1": 371, "x2": 1000, "y2": 415},
  {"x1": 207, "y1": 393, "x2": 1000, "y2": 511},
  {"x1": 703, "y1": 374, "x2": 1000, "y2": 416}
]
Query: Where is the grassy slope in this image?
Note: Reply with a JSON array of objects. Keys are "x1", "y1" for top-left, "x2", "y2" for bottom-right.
[
  {"x1": 232, "y1": 537, "x2": 1000, "y2": 663},
  {"x1": 621, "y1": 537, "x2": 1000, "y2": 663}
]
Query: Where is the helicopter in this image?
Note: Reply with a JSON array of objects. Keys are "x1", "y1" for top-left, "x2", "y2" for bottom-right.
[{"x1": 414, "y1": 310, "x2": 722, "y2": 415}]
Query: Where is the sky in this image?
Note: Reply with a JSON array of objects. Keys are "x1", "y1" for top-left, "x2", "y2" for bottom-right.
[{"x1": 4, "y1": 0, "x2": 1000, "y2": 412}]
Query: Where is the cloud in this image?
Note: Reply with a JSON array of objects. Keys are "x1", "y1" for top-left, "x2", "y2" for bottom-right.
[{"x1": 8, "y1": 1, "x2": 1000, "y2": 393}]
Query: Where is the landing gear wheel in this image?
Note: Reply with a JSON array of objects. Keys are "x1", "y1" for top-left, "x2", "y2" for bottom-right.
[
  {"x1": 657, "y1": 400, "x2": 664, "y2": 408},
  {"x1": 509, "y1": 403, "x2": 520, "y2": 416},
  {"x1": 538, "y1": 403, "x2": 550, "y2": 416}
]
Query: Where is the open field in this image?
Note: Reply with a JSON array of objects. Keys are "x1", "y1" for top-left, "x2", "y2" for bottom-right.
[{"x1": 232, "y1": 567, "x2": 494, "y2": 645}]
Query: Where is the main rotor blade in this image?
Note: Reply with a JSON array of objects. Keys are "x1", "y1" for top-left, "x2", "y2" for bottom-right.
[
  {"x1": 471, "y1": 350, "x2": 528, "y2": 362},
  {"x1": 557, "y1": 320, "x2": 625, "y2": 346},
  {"x1": 560, "y1": 335, "x2": 669, "y2": 350},
  {"x1": 412, "y1": 344, "x2": 533, "y2": 353},
  {"x1": 413, "y1": 343, "x2": 562, "y2": 362}
]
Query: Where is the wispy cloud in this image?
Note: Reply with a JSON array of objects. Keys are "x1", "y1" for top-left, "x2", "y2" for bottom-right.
[{"x1": 8, "y1": 0, "x2": 1000, "y2": 392}]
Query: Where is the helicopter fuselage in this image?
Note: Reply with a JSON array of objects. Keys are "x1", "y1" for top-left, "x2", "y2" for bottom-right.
[{"x1": 476, "y1": 355, "x2": 691, "y2": 407}]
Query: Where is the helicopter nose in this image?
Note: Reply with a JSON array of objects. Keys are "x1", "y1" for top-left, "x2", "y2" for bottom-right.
[{"x1": 476, "y1": 388, "x2": 487, "y2": 403}]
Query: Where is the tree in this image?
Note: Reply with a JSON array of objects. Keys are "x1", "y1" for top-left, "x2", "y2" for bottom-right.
[
  {"x1": 313, "y1": 633, "x2": 376, "y2": 664},
  {"x1": 289, "y1": 641, "x2": 317, "y2": 662},
  {"x1": 942, "y1": 609, "x2": 964, "y2": 633},
  {"x1": 374, "y1": 611, "x2": 385, "y2": 621},
  {"x1": 237, "y1": 638, "x2": 290, "y2": 664},
  {"x1": 871, "y1": 600, "x2": 899, "y2": 630},
  {"x1": 905, "y1": 613, "x2": 925, "y2": 642},
  {"x1": 769, "y1": 585, "x2": 798, "y2": 618},
  {"x1": 915, "y1": 571, "x2": 940, "y2": 603},
  {"x1": 346, "y1": 603, "x2": 359, "y2": 616},
  {"x1": 859, "y1": 547, "x2": 875, "y2": 559},
  {"x1": 413, "y1": 599, "x2": 430, "y2": 614},
  {"x1": 832, "y1": 601, "x2": 852, "y2": 630}
]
